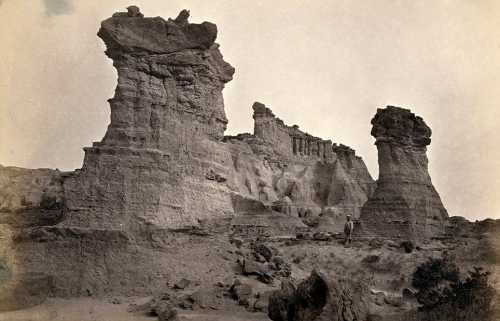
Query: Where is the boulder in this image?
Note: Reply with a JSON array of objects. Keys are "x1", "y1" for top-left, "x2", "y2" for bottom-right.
[
  {"x1": 253, "y1": 290, "x2": 274, "y2": 312},
  {"x1": 155, "y1": 301, "x2": 178, "y2": 321},
  {"x1": 253, "y1": 243, "x2": 276, "y2": 262},
  {"x1": 190, "y1": 287, "x2": 223, "y2": 310},
  {"x1": 230, "y1": 280, "x2": 253, "y2": 306},
  {"x1": 239, "y1": 258, "x2": 273, "y2": 284},
  {"x1": 312, "y1": 232, "x2": 332, "y2": 241},
  {"x1": 268, "y1": 270, "x2": 368, "y2": 321},
  {"x1": 173, "y1": 278, "x2": 191, "y2": 290}
]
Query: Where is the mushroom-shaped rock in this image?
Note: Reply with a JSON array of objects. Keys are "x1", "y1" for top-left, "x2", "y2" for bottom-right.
[
  {"x1": 359, "y1": 106, "x2": 448, "y2": 240},
  {"x1": 96, "y1": 9, "x2": 234, "y2": 145}
]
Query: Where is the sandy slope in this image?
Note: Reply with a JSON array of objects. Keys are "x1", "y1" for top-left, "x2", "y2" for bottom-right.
[{"x1": 0, "y1": 298, "x2": 270, "y2": 321}]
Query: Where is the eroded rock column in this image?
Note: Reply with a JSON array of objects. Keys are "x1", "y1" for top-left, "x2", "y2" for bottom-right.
[
  {"x1": 63, "y1": 8, "x2": 236, "y2": 232},
  {"x1": 359, "y1": 106, "x2": 448, "y2": 240}
]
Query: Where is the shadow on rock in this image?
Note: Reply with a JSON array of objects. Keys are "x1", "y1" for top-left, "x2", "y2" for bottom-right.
[{"x1": 268, "y1": 270, "x2": 368, "y2": 321}]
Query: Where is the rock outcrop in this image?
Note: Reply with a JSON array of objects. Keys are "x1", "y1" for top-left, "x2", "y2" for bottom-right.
[
  {"x1": 2, "y1": 7, "x2": 499, "y2": 321},
  {"x1": 359, "y1": 106, "x2": 448, "y2": 240},
  {"x1": 0, "y1": 7, "x2": 377, "y2": 297},
  {"x1": 57, "y1": 7, "x2": 374, "y2": 234},
  {"x1": 0, "y1": 166, "x2": 64, "y2": 228},
  {"x1": 225, "y1": 102, "x2": 375, "y2": 219},
  {"x1": 62, "y1": 8, "x2": 236, "y2": 233},
  {"x1": 268, "y1": 270, "x2": 368, "y2": 321},
  {"x1": 0, "y1": 166, "x2": 64, "y2": 309}
]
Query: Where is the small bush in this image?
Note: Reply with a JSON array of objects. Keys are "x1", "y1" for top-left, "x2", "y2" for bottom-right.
[
  {"x1": 412, "y1": 258, "x2": 496, "y2": 321},
  {"x1": 412, "y1": 258, "x2": 459, "y2": 308}
]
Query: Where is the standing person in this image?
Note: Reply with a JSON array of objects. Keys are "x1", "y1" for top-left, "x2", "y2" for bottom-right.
[{"x1": 344, "y1": 214, "x2": 354, "y2": 245}]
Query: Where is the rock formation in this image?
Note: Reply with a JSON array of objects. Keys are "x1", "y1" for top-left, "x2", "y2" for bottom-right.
[
  {"x1": 0, "y1": 166, "x2": 64, "y2": 310},
  {"x1": 0, "y1": 7, "x2": 498, "y2": 321},
  {"x1": 268, "y1": 270, "x2": 368, "y2": 321},
  {"x1": 66, "y1": 8, "x2": 236, "y2": 232},
  {"x1": 0, "y1": 166, "x2": 64, "y2": 228},
  {"x1": 199, "y1": 100, "x2": 375, "y2": 237},
  {"x1": 359, "y1": 106, "x2": 448, "y2": 240},
  {"x1": 0, "y1": 7, "x2": 375, "y2": 297},
  {"x1": 225, "y1": 102, "x2": 375, "y2": 218}
]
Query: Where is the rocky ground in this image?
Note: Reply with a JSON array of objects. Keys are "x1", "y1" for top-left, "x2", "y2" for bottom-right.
[{"x1": 1, "y1": 214, "x2": 498, "y2": 321}]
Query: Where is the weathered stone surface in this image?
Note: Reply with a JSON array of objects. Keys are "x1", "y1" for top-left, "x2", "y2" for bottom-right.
[
  {"x1": 225, "y1": 102, "x2": 375, "y2": 218},
  {"x1": 238, "y1": 258, "x2": 273, "y2": 284},
  {"x1": 1, "y1": 6, "x2": 375, "y2": 236},
  {"x1": 0, "y1": 6, "x2": 374, "y2": 298},
  {"x1": 230, "y1": 280, "x2": 253, "y2": 306},
  {"x1": 62, "y1": 8, "x2": 237, "y2": 233},
  {"x1": 359, "y1": 106, "x2": 448, "y2": 240},
  {"x1": 156, "y1": 301, "x2": 178, "y2": 321},
  {"x1": 173, "y1": 278, "x2": 191, "y2": 290},
  {"x1": 0, "y1": 273, "x2": 53, "y2": 312},
  {"x1": 272, "y1": 196, "x2": 297, "y2": 217},
  {"x1": 2, "y1": 8, "x2": 500, "y2": 321},
  {"x1": 97, "y1": 8, "x2": 232, "y2": 143},
  {"x1": 268, "y1": 270, "x2": 368, "y2": 321},
  {"x1": 100, "y1": 9, "x2": 218, "y2": 57},
  {"x1": 0, "y1": 166, "x2": 65, "y2": 306},
  {"x1": 190, "y1": 287, "x2": 224, "y2": 309},
  {"x1": 0, "y1": 166, "x2": 64, "y2": 227}
]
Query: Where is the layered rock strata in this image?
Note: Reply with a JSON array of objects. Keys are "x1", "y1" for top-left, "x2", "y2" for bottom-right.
[
  {"x1": 0, "y1": 7, "x2": 375, "y2": 297},
  {"x1": 225, "y1": 102, "x2": 375, "y2": 218},
  {"x1": 359, "y1": 106, "x2": 448, "y2": 239},
  {"x1": 62, "y1": 8, "x2": 236, "y2": 233}
]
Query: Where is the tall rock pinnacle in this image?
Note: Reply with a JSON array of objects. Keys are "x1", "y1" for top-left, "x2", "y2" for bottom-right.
[
  {"x1": 97, "y1": 7, "x2": 234, "y2": 146},
  {"x1": 59, "y1": 7, "x2": 237, "y2": 233},
  {"x1": 359, "y1": 106, "x2": 448, "y2": 239}
]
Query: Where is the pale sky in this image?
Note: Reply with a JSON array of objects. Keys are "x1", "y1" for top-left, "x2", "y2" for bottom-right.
[{"x1": 0, "y1": 0, "x2": 499, "y2": 220}]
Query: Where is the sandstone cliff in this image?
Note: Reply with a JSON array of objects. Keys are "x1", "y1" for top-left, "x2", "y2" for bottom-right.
[
  {"x1": 62, "y1": 8, "x2": 236, "y2": 232},
  {"x1": 0, "y1": 7, "x2": 498, "y2": 321},
  {"x1": 359, "y1": 106, "x2": 448, "y2": 239},
  {"x1": 0, "y1": 7, "x2": 375, "y2": 297},
  {"x1": 225, "y1": 102, "x2": 374, "y2": 219}
]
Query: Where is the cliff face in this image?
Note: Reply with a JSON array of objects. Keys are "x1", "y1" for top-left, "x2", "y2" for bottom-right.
[
  {"x1": 225, "y1": 102, "x2": 375, "y2": 219},
  {"x1": 0, "y1": 7, "x2": 375, "y2": 297},
  {"x1": 60, "y1": 9, "x2": 373, "y2": 233},
  {"x1": 0, "y1": 166, "x2": 64, "y2": 227},
  {"x1": 62, "y1": 9, "x2": 237, "y2": 232},
  {"x1": 359, "y1": 106, "x2": 448, "y2": 239}
]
